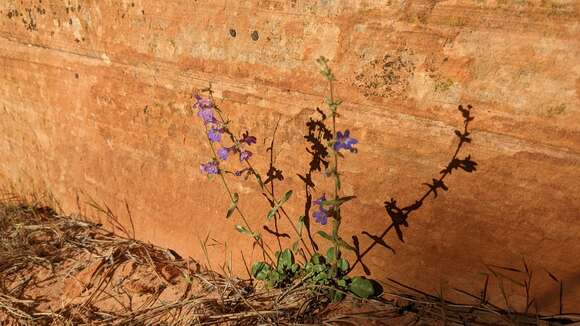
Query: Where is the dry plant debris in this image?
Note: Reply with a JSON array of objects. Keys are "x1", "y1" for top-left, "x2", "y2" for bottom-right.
[{"x1": 0, "y1": 196, "x2": 578, "y2": 325}]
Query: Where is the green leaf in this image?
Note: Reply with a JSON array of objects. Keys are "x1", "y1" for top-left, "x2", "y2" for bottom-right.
[
  {"x1": 226, "y1": 193, "x2": 239, "y2": 219},
  {"x1": 267, "y1": 207, "x2": 278, "y2": 220},
  {"x1": 317, "y1": 231, "x2": 334, "y2": 242},
  {"x1": 277, "y1": 249, "x2": 294, "y2": 271},
  {"x1": 326, "y1": 247, "x2": 336, "y2": 263},
  {"x1": 331, "y1": 289, "x2": 345, "y2": 302},
  {"x1": 291, "y1": 263, "x2": 300, "y2": 273},
  {"x1": 291, "y1": 241, "x2": 300, "y2": 253},
  {"x1": 235, "y1": 224, "x2": 250, "y2": 235},
  {"x1": 251, "y1": 262, "x2": 270, "y2": 281},
  {"x1": 323, "y1": 195, "x2": 356, "y2": 207},
  {"x1": 266, "y1": 190, "x2": 293, "y2": 220},
  {"x1": 297, "y1": 215, "x2": 305, "y2": 236},
  {"x1": 337, "y1": 258, "x2": 349, "y2": 273},
  {"x1": 254, "y1": 172, "x2": 264, "y2": 186},
  {"x1": 349, "y1": 277, "x2": 376, "y2": 298},
  {"x1": 310, "y1": 253, "x2": 324, "y2": 265},
  {"x1": 281, "y1": 190, "x2": 293, "y2": 203},
  {"x1": 235, "y1": 224, "x2": 260, "y2": 240},
  {"x1": 313, "y1": 271, "x2": 328, "y2": 283},
  {"x1": 337, "y1": 238, "x2": 356, "y2": 252},
  {"x1": 337, "y1": 278, "x2": 347, "y2": 288},
  {"x1": 268, "y1": 270, "x2": 282, "y2": 287}
]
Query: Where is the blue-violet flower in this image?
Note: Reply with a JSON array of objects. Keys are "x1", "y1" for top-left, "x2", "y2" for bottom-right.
[
  {"x1": 333, "y1": 129, "x2": 358, "y2": 153},
  {"x1": 208, "y1": 127, "x2": 223, "y2": 143},
  {"x1": 313, "y1": 194, "x2": 332, "y2": 225},
  {"x1": 240, "y1": 131, "x2": 257, "y2": 146},
  {"x1": 217, "y1": 147, "x2": 229, "y2": 161},
  {"x1": 200, "y1": 161, "x2": 219, "y2": 175},
  {"x1": 195, "y1": 96, "x2": 216, "y2": 124},
  {"x1": 239, "y1": 150, "x2": 252, "y2": 162}
]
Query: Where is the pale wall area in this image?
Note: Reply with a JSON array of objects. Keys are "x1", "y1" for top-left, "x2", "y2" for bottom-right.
[{"x1": 1, "y1": 0, "x2": 579, "y2": 312}]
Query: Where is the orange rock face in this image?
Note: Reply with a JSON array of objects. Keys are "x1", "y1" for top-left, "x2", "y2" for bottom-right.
[{"x1": 1, "y1": 0, "x2": 579, "y2": 313}]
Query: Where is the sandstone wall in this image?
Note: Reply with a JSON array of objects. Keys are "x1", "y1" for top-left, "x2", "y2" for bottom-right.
[{"x1": 1, "y1": 0, "x2": 579, "y2": 312}]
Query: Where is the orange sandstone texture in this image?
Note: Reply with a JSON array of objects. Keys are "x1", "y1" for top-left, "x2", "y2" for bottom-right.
[{"x1": 0, "y1": 0, "x2": 579, "y2": 313}]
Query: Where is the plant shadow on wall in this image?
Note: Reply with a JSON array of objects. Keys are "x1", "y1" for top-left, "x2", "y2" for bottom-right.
[{"x1": 194, "y1": 57, "x2": 477, "y2": 304}]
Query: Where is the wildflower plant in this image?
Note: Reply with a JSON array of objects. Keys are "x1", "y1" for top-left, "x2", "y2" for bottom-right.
[{"x1": 194, "y1": 57, "x2": 476, "y2": 302}]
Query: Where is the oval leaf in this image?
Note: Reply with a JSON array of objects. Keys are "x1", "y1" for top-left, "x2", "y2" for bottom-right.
[
  {"x1": 281, "y1": 190, "x2": 293, "y2": 203},
  {"x1": 337, "y1": 258, "x2": 349, "y2": 273},
  {"x1": 317, "y1": 230, "x2": 334, "y2": 242},
  {"x1": 326, "y1": 247, "x2": 336, "y2": 263},
  {"x1": 349, "y1": 277, "x2": 375, "y2": 298},
  {"x1": 251, "y1": 262, "x2": 270, "y2": 280},
  {"x1": 277, "y1": 249, "x2": 294, "y2": 271}
]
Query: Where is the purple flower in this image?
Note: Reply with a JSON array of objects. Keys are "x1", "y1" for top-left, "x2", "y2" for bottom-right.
[
  {"x1": 312, "y1": 194, "x2": 332, "y2": 225},
  {"x1": 313, "y1": 194, "x2": 327, "y2": 207},
  {"x1": 200, "y1": 161, "x2": 219, "y2": 175},
  {"x1": 234, "y1": 168, "x2": 250, "y2": 177},
  {"x1": 195, "y1": 95, "x2": 214, "y2": 109},
  {"x1": 208, "y1": 127, "x2": 223, "y2": 143},
  {"x1": 195, "y1": 96, "x2": 216, "y2": 124},
  {"x1": 217, "y1": 147, "x2": 229, "y2": 160},
  {"x1": 240, "y1": 131, "x2": 257, "y2": 146},
  {"x1": 313, "y1": 209, "x2": 329, "y2": 225},
  {"x1": 239, "y1": 150, "x2": 252, "y2": 162},
  {"x1": 197, "y1": 107, "x2": 216, "y2": 125},
  {"x1": 333, "y1": 129, "x2": 358, "y2": 153}
]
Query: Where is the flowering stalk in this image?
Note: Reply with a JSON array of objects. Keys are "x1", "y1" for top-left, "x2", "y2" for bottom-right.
[
  {"x1": 325, "y1": 59, "x2": 341, "y2": 277},
  {"x1": 316, "y1": 57, "x2": 358, "y2": 278},
  {"x1": 195, "y1": 94, "x2": 274, "y2": 265},
  {"x1": 205, "y1": 91, "x2": 313, "y2": 258}
]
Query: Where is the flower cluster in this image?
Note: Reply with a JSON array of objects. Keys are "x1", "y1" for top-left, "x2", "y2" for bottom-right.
[
  {"x1": 313, "y1": 194, "x2": 333, "y2": 225},
  {"x1": 195, "y1": 96, "x2": 256, "y2": 174}
]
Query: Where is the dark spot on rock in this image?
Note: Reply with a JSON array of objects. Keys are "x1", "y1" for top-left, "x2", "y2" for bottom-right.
[
  {"x1": 131, "y1": 2, "x2": 135, "y2": 7},
  {"x1": 69, "y1": 18, "x2": 72, "y2": 25},
  {"x1": 251, "y1": 30, "x2": 259, "y2": 41},
  {"x1": 141, "y1": 9, "x2": 145, "y2": 15},
  {"x1": 7, "y1": 12, "x2": 12, "y2": 18},
  {"x1": 229, "y1": 28, "x2": 236, "y2": 37},
  {"x1": 81, "y1": 37, "x2": 85, "y2": 41},
  {"x1": 75, "y1": 38, "x2": 80, "y2": 43},
  {"x1": 78, "y1": 5, "x2": 81, "y2": 11},
  {"x1": 75, "y1": 73, "x2": 79, "y2": 79}
]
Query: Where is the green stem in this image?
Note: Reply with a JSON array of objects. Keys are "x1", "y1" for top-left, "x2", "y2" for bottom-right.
[
  {"x1": 202, "y1": 123, "x2": 274, "y2": 265},
  {"x1": 328, "y1": 78, "x2": 341, "y2": 278},
  {"x1": 207, "y1": 93, "x2": 312, "y2": 257},
  {"x1": 245, "y1": 160, "x2": 313, "y2": 257}
]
